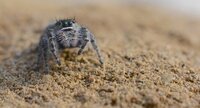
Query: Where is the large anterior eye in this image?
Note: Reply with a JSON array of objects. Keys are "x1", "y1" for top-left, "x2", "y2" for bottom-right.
[
  {"x1": 69, "y1": 22, "x2": 73, "y2": 26},
  {"x1": 64, "y1": 21, "x2": 73, "y2": 27},
  {"x1": 64, "y1": 22, "x2": 68, "y2": 26}
]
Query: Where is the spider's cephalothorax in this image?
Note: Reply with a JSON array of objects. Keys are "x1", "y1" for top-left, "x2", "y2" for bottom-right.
[{"x1": 37, "y1": 18, "x2": 103, "y2": 73}]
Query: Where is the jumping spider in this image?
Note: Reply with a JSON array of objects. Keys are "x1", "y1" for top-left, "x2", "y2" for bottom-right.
[{"x1": 37, "y1": 18, "x2": 103, "y2": 73}]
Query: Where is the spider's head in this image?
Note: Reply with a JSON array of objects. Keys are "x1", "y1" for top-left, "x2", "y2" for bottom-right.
[{"x1": 55, "y1": 18, "x2": 77, "y2": 31}]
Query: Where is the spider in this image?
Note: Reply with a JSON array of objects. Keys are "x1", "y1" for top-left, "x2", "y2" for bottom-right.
[{"x1": 37, "y1": 18, "x2": 103, "y2": 73}]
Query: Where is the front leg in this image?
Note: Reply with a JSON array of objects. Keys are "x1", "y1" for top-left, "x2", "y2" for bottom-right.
[
  {"x1": 37, "y1": 34, "x2": 50, "y2": 73},
  {"x1": 77, "y1": 27, "x2": 90, "y2": 55},
  {"x1": 78, "y1": 41, "x2": 88, "y2": 55},
  {"x1": 37, "y1": 37, "x2": 45, "y2": 72},
  {"x1": 89, "y1": 32, "x2": 104, "y2": 64},
  {"x1": 48, "y1": 29, "x2": 61, "y2": 66}
]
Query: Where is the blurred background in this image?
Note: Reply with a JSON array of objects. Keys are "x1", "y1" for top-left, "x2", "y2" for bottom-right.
[
  {"x1": 133, "y1": 0, "x2": 200, "y2": 17},
  {"x1": 1, "y1": 0, "x2": 200, "y2": 16},
  {"x1": 1, "y1": 0, "x2": 199, "y2": 59}
]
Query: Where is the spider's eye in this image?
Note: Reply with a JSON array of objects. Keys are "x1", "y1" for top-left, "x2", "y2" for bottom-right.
[
  {"x1": 64, "y1": 21, "x2": 73, "y2": 27},
  {"x1": 64, "y1": 22, "x2": 68, "y2": 26},
  {"x1": 69, "y1": 22, "x2": 73, "y2": 26},
  {"x1": 70, "y1": 22, "x2": 73, "y2": 26}
]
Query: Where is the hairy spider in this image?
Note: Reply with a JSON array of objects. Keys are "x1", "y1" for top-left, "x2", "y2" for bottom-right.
[{"x1": 37, "y1": 18, "x2": 103, "y2": 73}]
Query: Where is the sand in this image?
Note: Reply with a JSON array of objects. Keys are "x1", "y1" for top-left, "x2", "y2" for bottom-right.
[{"x1": 0, "y1": 0, "x2": 200, "y2": 108}]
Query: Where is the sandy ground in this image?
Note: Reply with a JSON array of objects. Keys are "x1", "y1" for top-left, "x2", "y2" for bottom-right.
[{"x1": 0, "y1": 0, "x2": 200, "y2": 108}]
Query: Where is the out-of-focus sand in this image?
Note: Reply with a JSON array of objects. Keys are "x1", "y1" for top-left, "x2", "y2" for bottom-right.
[{"x1": 0, "y1": 0, "x2": 200, "y2": 108}]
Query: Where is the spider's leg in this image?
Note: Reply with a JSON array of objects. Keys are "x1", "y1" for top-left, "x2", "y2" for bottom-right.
[
  {"x1": 42, "y1": 36, "x2": 50, "y2": 73},
  {"x1": 36, "y1": 35, "x2": 50, "y2": 73},
  {"x1": 48, "y1": 30, "x2": 61, "y2": 66},
  {"x1": 36, "y1": 39, "x2": 44, "y2": 72},
  {"x1": 89, "y1": 33, "x2": 104, "y2": 64},
  {"x1": 77, "y1": 27, "x2": 89, "y2": 55},
  {"x1": 78, "y1": 41, "x2": 88, "y2": 55}
]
